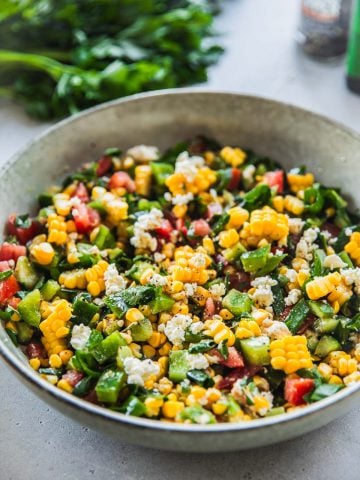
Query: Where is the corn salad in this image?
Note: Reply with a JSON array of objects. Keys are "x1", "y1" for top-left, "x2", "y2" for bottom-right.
[{"x1": 1, "y1": 137, "x2": 360, "y2": 425}]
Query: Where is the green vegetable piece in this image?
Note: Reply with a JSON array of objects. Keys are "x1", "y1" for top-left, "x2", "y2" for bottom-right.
[
  {"x1": 18, "y1": 289, "x2": 41, "y2": 327},
  {"x1": 271, "y1": 284, "x2": 285, "y2": 317},
  {"x1": 179, "y1": 405, "x2": 216, "y2": 424},
  {"x1": 314, "y1": 317, "x2": 339, "y2": 334},
  {"x1": 73, "y1": 377, "x2": 94, "y2": 398},
  {"x1": 116, "y1": 346, "x2": 133, "y2": 369},
  {"x1": 187, "y1": 369, "x2": 214, "y2": 388},
  {"x1": 151, "y1": 162, "x2": 174, "y2": 185},
  {"x1": 227, "y1": 395, "x2": 241, "y2": 416},
  {"x1": 211, "y1": 213, "x2": 230, "y2": 235},
  {"x1": 308, "y1": 383, "x2": 343, "y2": 402},
  {"x1": 16, "y1": 321, "x2": 33, "y2": 343},
  {"x1": 304, "y1": 184, "x2": 324, "y2": 214},
  {"x1": 73, "y1": 294, "x2": 100, "y2": 325},
  {"x1": 121, "y1": 395, "x2": 147, "y2": 417},
  {"x1": 335, "y1": 315, "x2": 360, "y2": 344},
  {"x1": 311, "y1": 249, "x2": 326, "y2": 277},
  {"x1": 338, "y1": 251, "x2": 353, "y2": 268},
  {"x1": 130, "y1": 318, "x2": 153, "y2": 342},
  {"x1": 285, "y1": 299, "x2": 310, "y2": 333},
  {"x1": 150, "y1": 288, "x2": 175, "y2": 314},
  {"x1": 241, "y1": 245, "x2": 270, "y2": 273},
  {"x1": 5, "y1": 328, "x2": 18, "y2": 346},
  {"x1": 314, "y1": 335, "x2": 341, "y2": 358},
  {"x1": 241, "y1": 184, "x2": 271, "y2": 211},
  {"x1": 222, "y1": 289, "x2": 253, "y2": 315},
  {"x1": 240, "y1": 336, "x2": 270, "y2": 366},
  {"x1": 169, "y1": 350, "x2": 190, "y2": 383},
  {"x1": 88, "y1": 200, "x2": 107, "y2": 215},
  {"x1": 93, "y1": 224, "x2": 115, "y2": 249},
  {"x1": 266, "y1": 407, "x2": 286, "y2": 417},
  {"x1": 40, "y1": 279, "x2": 60, "y2": 301},
  {"x1": 257, "y1": 253, "x2": 286, "y2": 276},
  {"x1": 308, "y1": 300, "x2": 334, "y2": 319},
  {"x1": 91, "y1": 331, "x2": 126, "y2": 364},
  {"x1": 137, "y1": 199, "x2": 161, "y2": 211},
  {"x1": 15, "y1": 256, "x2": 41, "y2": 290},
  {"x1": 38, "y1": 192, "x2": 54, "y2": 207},
  {"x1": 0, "y1": 270, "x2": 13, "y2": 281},
  {"x1": 222, "y1": 242, "x2": 247, "y2": 262},
  {"x1": 95, "y1": 370, "x2": 126, "y2": 403},
  {"x1": 188, "y1": 339, "x2": 216, "y2": 354}
]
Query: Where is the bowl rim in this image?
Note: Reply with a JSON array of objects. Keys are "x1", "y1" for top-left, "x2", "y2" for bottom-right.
[{"x1": 1, "y1": 88, "x2": 360, "y2": 434}]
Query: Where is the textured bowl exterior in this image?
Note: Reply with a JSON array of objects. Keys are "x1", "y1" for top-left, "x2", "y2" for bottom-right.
[{"x1": 1, "y1": 90, "x2": 360, "y2": 452}]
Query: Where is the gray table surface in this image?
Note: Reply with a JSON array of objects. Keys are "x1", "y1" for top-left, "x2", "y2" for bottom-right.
[{"x1": 1, "y1": 1, "x2": 360, "y2": 479}]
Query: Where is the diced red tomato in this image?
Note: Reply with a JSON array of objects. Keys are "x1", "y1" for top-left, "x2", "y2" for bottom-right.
[
  {"x1": 8, "y1": 296, "x2": 20, "y2": 309},
  {"x1": 154, "y1": 219, "x2": 174, "y2": 241},
  {"x1": 216, "y1": 366, "x2": 262, "y2": 390},
  {"x1": 211, "y1": 347, "x2": 244, "y2": 369},
  {"x1": 72, "y1": 182, "x2": 89, "y2": 203},
  {"x1": 72, "y1": 204, "x2": 100, "y2": 234},
  {"x1": 191, "y1": 219, "x2": 210, "y2": 237},
  {"x1": 0, "y1": 261, "x2": 11, "y2": 272},
  {"x1": 206, "y1": 203, "x2": 222, "y2": 219},
  {"x1": 228, "y1": 168, "x2": 241, "y2": 191},
  {"x1": 204, "y1": 297, "x2": 215, "y2": 319},
  {"x1": 264, "y1": 170, "x2": 284, "y2": 193},
  {"x1": 26, "y1": 342, "x2": 45, "y2": 359},
  {"x1": 96, "y1": 156, "x2": 113, "y2": 177},
  {"x1": 6, "y1": 214, "x2": 42, "y2": 245},
  {"x1": 62, "y1": 370, "x2": 84, "y2": 387},
  {"x1": 0, "y1": 275, "x2": 20, "y2": 305},
  {"x1": 0, "y1": 242, "x2": 26, "y2": 262},
  {"x1": 108, "y1": 171, "x2": 135, "y2": 193},
  {"x1": 175, "y1": 218, "x2": 187, "y2": 236},
  {"x1": 284, "y1": 377, "x2": 315, "y2": 406}
]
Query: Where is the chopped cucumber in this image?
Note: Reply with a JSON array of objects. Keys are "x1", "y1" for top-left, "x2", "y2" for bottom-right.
[
  {"x1": 222, "y1": 289, "x2": 253, "y2": 315},
  {"x1": 91, "y1": 331, "x2": 127, "y2": 364},
  {"x1": 308, "y1": 300, "x2": 334, "y2": 319},
  {"x1": 40, "y1": 279, "x2": 60, "y2": 301},
  {"x1": 314, "y1": 335, "x2": 341, "y2": 358},
  {"x1": 18, "y1": 289, "x2": 41, "y2": 327},
  {"x1": 240, "y1": 336, "x2": 270, "y2": 366},
  {"x1": 169, "y1": 350, "x2": 190, "y2": 383},
  {"x1": 95, "y1": 370, "x2": 126, "y2": 403},
  {"x1": 130, "y1": 318, "x2": 153, "y2": 342},
  {"x1": 15, "y1": 256, "x2": 41, "y2": 290}
]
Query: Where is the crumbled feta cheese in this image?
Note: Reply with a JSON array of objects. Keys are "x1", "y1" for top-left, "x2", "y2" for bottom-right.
[
  {"x1": 209, "y1": 282, "x2": 226, "y2": 300},
  {"x1": 242, "y1": 164, "x2": 256, "y2": 183},
  {"x1": 184, "y1": 283, "x2": 198, "y2": 297},
  {"x1": 70, "y1": 324, "x2": 91, "y2": 350},
  {"x1": 123, "y1": 357, "x2": 160, "y2": 387},
  {"x1": 323, "y1": 254, "x2": 347, "y2": 270},
  {"x1": 341, "y1": 268, "x2": 360, "y2": 294},
  {"x1": 147, "y1": 272, "x2": 168, "y2": 287},
  {"x1": 89, "y1": 245, "x2": 100, "y2": 255},
  {"x1": 130, "y1": 208, "x2": 163, "y2": 252},
  {"x1": 321, "y1": 230, "x2": 331, "y2": 240},
  {"x1": 189, "y1": 321, "x2": 205, "y2": 334},
  {"x1": 262, "y1": 320, "x2": 291, "y2": 339},
  {"x1": 175, "y1": 151, "x2": 205, "y2": 182},
  {"x1": 296, "y1": 227, "x2": 319, "y2": 261},
  {"x1": 257, "y1": 391, "x2": 274, "y2": 416},
  {"x1": 163, "y1": 314, "x2": 192, "y2": 346},
  {"x1": 285, "y1": 288, "x2": 302, "y2": 306},
  {"x1": 345, "y1": 227, "x2": 353, "y2": 237},
  {"x1": 288, "y1": 217, "x2": 305, "y2": 235},
  {"x1": 189, "y1": 252, "x2": 206, "y2": 268},
  {"x1": 284, "y1": 268, "x2": 298, "y2": 283},
  {"x1": 172, "y1": 192, "x2": 194, "y2": 206},
  {"x1": 127, "y1": 145, "x2": 159, "y2": 162},
  {"x1": 186, "y1": 353, "x2": 209, "y2": 370},
  {"x1": 250, "y1": 276, "x2": 277, "y2": 308},
  {"x1": 104, "y1": 263, "x2": 127, "y2": 295},
  {"x1": 154, "y1": 252, "x2": 166, "y2": 264},
  {"x1": 69, "y1": 196, "x2": 82, "y2": 208},
  {"x1": 164, "y1": 192, "x2": 172, "y2": 202}
]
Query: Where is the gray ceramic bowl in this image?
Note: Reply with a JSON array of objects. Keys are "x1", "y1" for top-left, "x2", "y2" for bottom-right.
[{"x1": 1, "y1": 90, "x2": 360, "y2": 452}]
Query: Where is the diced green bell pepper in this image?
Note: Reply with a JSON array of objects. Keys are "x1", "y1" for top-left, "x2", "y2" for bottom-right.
[
  {"x1": 314, "y1": 317, "x2": 339, "y2": 334},
  {"x1": 304, "y1": 184, "x2": 324, "y2": 214},
  {"x1": 130, "y1": 318, "x2": 153, "y2": 342},
  {"x1": 285, "y1": 298, "x2": 310, "y2": 333},
  {"x1": 92, "y1": 224, "x2": 115, "y2": 249},
  {"x1": 271, "y1": 284, "x2": 285, "y2": 317},
  {"x1": 222, "y1": 242, "x2": 247, "y2": 262},
  {"x1": 15, "y1": 256, "x2": 41, "y2": 290},
  {"x1": 338, "y1": 251, "x2": 353, "y2": 268},
  {"x1": 240, "y1": 336, "x2": 270, "y2": 366},
  {"x1": 222, "y1": 289, "x2": 253, "y2": 315},
  {"x1": 121, "y1": 395, "x2": 147, "y2": 416},
  {"x1": 308, "y1": 383, "x2": 343, "y2": 402},
  {"x1": 38, "y1": 192, "x2": 54, "y2": 207},
  {"x1": 335, "y1": 315, "x2": 360, "y2": 344},
  {"x1": 16, "y1": 321, "x2": 34, "y2": 343},
  {"x1": 266, "y1": 406, "x2": 285, "y2": 417},
  {"x1": 91, "y1": 331, "x2": 127, "y2": 364},
  {"x1": 169, "y1": 350, "x2": 190, "y2": 383},
  {"x1": 18, "y1": 289, "x2": 41, "y2": 327},
  {"x1": 241, "y1": 184, "x2": 271, "y2": 211},
  {"x1": 73, "y1": 376, "x2": 94, "y2": 397},
  {"x1": 95, "y1": 370, "x2": 126, "y2": 403},
  {"x1": 308, "y1": 300, "x2": 334, "y2": 319},
  {"x1": 126, "y1": 261, "x2": 155, "y2": 283},
  {"x1": 241, "y1": 245, "x2": 270, "y2": 273},
  {"x1": 116, "y1": 345, "x2": 133, "y2": 369},
  {"x1": 311, "y1": 249, "x2": 326, "y2": 277},
  {"x1": 314, "y1": 335, "x2": 341, "y2": 358},
  {"x1": 151, "y1": 162, "x2": 174, "y2": 185},
  {"x1": 179, "y1": 405, "x2": 216, "y2": 424},
  {"x1": 227, "y1": 395, "x2": 241, "y2": 416},
  {"x1": 40, "y1": 279, "x2": 60, "y2": 301},
  {"x1": 73, "y1": 293, "x2": 100, "y2": 325},
  {"x1": 150, "y1": 288, "x2": 175, "y2": 314},
  {"x1": 137, "y1": 199, "x2": 161, "y2": 211},
  {"x1": 187, "y1": 369, "x2": 214, "y2": 388}
]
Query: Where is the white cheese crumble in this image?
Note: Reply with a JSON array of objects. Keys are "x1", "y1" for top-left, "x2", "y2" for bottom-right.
[
  {"x1": 323, "y1": 254, "x2": 347, "y2": 270},
  {"x1": 262, "y1": 320, "x2": 291, "y2": 339},
  {"x1": 288, "y1": 217, "x2": 305, "y2": 235},
  {"x1": 130, "y1": 208, "x2": 163, "y2": 252},
  {"x1": 126, "y1": 145, "x2": 159, "y2": 162},
  {"x1": 209, "y1": 282, "x2": 226, "y2": 300},
  {"x1": 171, "y1": 192, "x2": 194, "y2": 206},
  {"x1": 284, "y1": 268, "x2": 298, "y2": 283},
  {"x1": 341, "y1": 268, "x2": 360, "y2": 294},
  {"x1": 186, "y1": 353, "x2": 209, "y2": 370},
  {"x1": 345, "y1": 227, "x2": 353, "y2": 237},
  {"x1": 147, "y1": 272, "x2": 168, "y2": 287},
  {"x1": 154, "y1": 252, "x2": 166, "y2": 264},
  {"x1": 175, "y1": 151, "x2": 205, "y2": 182},
  {"x1": 250, "y1": 276, "x2": 277, "y2": 308},
  {"x1": 184, "y1": 282, "x2": 198, "y2": 297},
  {"x1": 123, "y1": 357, "x2": 160, "y2": 386},
  {"x1": 189, "y1": 252, "x2": 207, "y2": 268},
  {"x1": 163, "y1": 314, "x2": 192, "y2": 346},
  {"x1": 285, "y1": 288, "x2": 302, "y2": 306},
  {"x1": 242, "y1": 164, "x2": 256, "y2": 183},
  {"x1": 70, "y1": 324, "x2": 91, "y2": 351},
  {"x1": 257, "y1": 391, "x2": 274, "y2": 416},
  {"x1": 295, "y1": 227, "x2": 319, "y2": 261},
  {"x1": 189, "y1": 321, "x2": 205, "y2": 334},
  {"x1": 104, "y1": 263, "x2": 127, "y2": 295}
]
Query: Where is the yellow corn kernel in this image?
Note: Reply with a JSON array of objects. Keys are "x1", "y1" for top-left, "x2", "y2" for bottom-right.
[
  {"x1": 59, "y1": 350, "x2": 73, "y2": 364},
  {"x1": 135, "y1": 165, "x2": 152, "y2": 197},
  {"x1": 292, "y1": 257, "x2": 309, "y2": 272},
  {"x1": 270, "y1": 335, "x2": 312, "y2": 374},
  {"x1": 253, "y1": 395, "x2": 270, "y2": 413},
  {"x1": 240, "y1": 206, "x2": 289, "y2": 244},
  {"x1": 227, "y1": 207, "x2": 249, "y2": 229},
  {"x1": 162, "y1": 401, "x2": 185, "y2": 419},
  {"x1": 329, "y1": 375, "x2": 343, "y2": 385},
  {"x1": 148, "y1": 331, "x2": 165, "y2": 348},
  {"x1": 345, "y1": 232, "x2": 360, "y2": 265},
  {"x1": 327, "y1": 351, "x2": 358, "y2": 377},
  {"x1": 252, "y1": 308, "x2": 272, "y2": 325},
  {"x1": 287, "y1": 172, "x2": 314, "y2": 193},
  {"x1": 158, "y1": 356, "x2": 169, "y2": 377},
  {"x1": 145, "y1": 397, "x2": 164, "y2": 417},
  {"x1": 284, "y1": 195, "x2": 304, "y2": 215},
  {"x1": 66, "y1": 220, "x2": 77, "y2": 233},
  {"x1": 212, "y1": 402, "x2": 228, "y2": 415},
  {"x1": 220, "y1": 146, "x2": 246, "y2": 167},
  {"x1": 57, "y1": 379, "x2": 73, "y2": 393},
  {"x1": 328, "y1": 282, "x2": 352, "y2": 308},
  {"x1": 143, "y1": 345, "x2": 156, "y2": 358},
  {"x1": 47, "y1": 213, "x2": 67, "y2": 245},
  {"x1": 49, "y1": 354, "x2": 62, "y2": 369},
  {"x1": 29, "y1": 358, "x2": 41, "y2": 370},
  {"x1": 172, "y1": 204, "x2": 187, "y2": 219},
  {"x1": 203, "y1": 319, "x2": 235, "y2": 346},
  {"x1": 203, "y1": 237, "x2": 215, "y2": 255},
  {"x1": 53, "y1": 193, "x2": 71, "y2": 216},
  {"x1": 306, "y1": 272, "x2": 342, "y2": 300},
  {"x1": 272, "y1": 195, "x2": 285, "y2": 213},
  {"x1": 192, "y1": 286, "x2": 210, "y2": 307},
  {"x1": 59, "y1": 269, "x2": 87, "y2": 290},
  {"x1": 235, "y1": 320, "x2": 261, "y2": 339},
  {"x1": 31, "y1": 242, "x2": 55, "y2": 265},
  {"x1": 317, "y1": 362, "x2": 333, "y2": 380},
  {"x1": 171, "y1": 302, "x2": 189, "y2": 315},
  {"x1": 157, "y1": 377, "x2": 173, "y2": 395},
  {"x1": 158, "y1": 342, "x2": 172, "y2": 356},
  {"x1": 343, "y1": 371, "x2": 360, "y2": 385},
  {"x1": 297, "y1": 270, "x2": 310, "y2": 287},
  {"x1": 219, "y1": 308, "x2": 234, "y2": 320},
  {"x1": 219, "y1": 229, "x2": 239, "y2": 248},
  {"x1": 125, "y1": 308, "x2": 145, "y2": 324}
]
